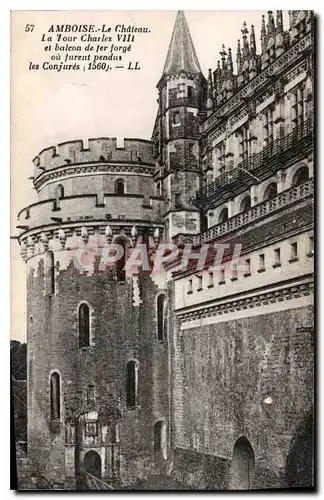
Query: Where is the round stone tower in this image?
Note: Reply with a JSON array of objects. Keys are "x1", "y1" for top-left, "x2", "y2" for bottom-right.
[{"x1": 17, "y1": 137, "x2": 171, "y2": 489}]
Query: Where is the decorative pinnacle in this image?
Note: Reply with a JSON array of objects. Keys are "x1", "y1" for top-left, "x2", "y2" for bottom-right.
[
  {"x1": 227, "y1": 47, "x2": 233, "y2": 73},
  {"x1": 261, "y1": 14, "x2": 266, "y2": 36},
  {"x1": 267, "y1": 10, "x2": 276, "y2": 36},
  {"x1": 276, "y1": 10, "x2": 283, "y2": 33},
  {"x1": 236, "y1": 39, "x2": 242, "y2": 72},
  {"x1": 207, "y1": 68, "x2": 213, "y2": 98},
  {"x1": 250, "y1": 25, "x2": 256, "y2": 56},
  {"x1": 220, "y1": 44, "x2": 227, "y2": 69}
]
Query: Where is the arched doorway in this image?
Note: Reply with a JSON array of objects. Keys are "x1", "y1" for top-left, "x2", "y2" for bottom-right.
[
  {"x1": 228, "y1": 436, "x2": 255, "y2": 490},
  {"x1": 83, "y1": 450, "x2": 102, "y2": 479},
  {"x1": 154, "y1": 420, "x2": 167, "y2": 463},
  {"x1": 291, "y1": 166, "x2": 309, "y2": 187}
]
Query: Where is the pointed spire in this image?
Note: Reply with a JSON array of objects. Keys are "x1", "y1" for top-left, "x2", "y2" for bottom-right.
[
  {"x1": 236, "y1": 39, "x2": 242, "y2": 73},
  {"x1": 220, "y1": 44, "x2": 227, "y2": 70},
  {"x1": 250, "y1": 25, "x2": 256, "y2": 56},
  {"x1": 162, "y1": 11, "x2": 201, "y2": 76}
]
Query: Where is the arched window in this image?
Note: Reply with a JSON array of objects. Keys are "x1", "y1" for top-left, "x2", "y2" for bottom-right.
[
  {"x1": 218, "y1": 207, "x2": 229, "y2": 223},
  {"x1": 291, "y1": 166, "x2": 309, "y2": 187},
  {"x1": 157, "y1": 294, "x2": 166, "y2": 342},
  {"x1": 126, "y1": 361, "x2": 138, "y2": 408},
  {"x1": 263, "y1": 182, "x2": 278, "y2": 201},
  {"x1": 115, "y1": 179, "x2": 125, "y2": 196},
  {"x1": 54, "y1": 184, "x2": 64, "y2": 210},
  {"x1": 45, "y1": 250, "x2": 55, "y2": 296},
  {"x1": 50, "y1": 372, "x2": 61, "y2": 420},
  {"x1": 78, "y1": 303, "x2": 90, "y2": 348},
  {"x1": 239, "y1": 195, "x2": 251, "y2": 213},
  {"x1": 115, "y1": 238, "x2": 127, "y2": 282},
  {"x1": 55, "y1": 184, "x2": 64, "y2": 199}
]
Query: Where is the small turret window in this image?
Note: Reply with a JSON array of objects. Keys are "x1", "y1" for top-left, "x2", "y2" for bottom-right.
[{"x1": 115, "y1": 179, "x2": 125, "y2": 195}]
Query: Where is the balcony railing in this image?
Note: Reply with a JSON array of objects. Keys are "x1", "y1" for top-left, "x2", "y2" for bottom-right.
[
  {"x1": 196, "y1": 118, "x2": 313, "y2": 209},
  {"x1": 173, "y1": 179, "x2": 313, "y2": 246}
]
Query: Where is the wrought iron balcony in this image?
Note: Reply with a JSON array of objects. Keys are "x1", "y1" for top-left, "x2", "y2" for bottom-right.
[
  {"x1": 173, "y1": 179, "x2": 313, "y2": 246},
  {"x1": 195, "y1": 118, "x2": 313, "y2": 210}
]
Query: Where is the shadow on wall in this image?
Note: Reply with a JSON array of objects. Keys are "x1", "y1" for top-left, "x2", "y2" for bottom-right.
[{"x1": 285, "y1": 411, "x2": 314, "y2": 488}]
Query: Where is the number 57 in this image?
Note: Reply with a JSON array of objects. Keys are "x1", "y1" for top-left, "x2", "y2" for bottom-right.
[{"x1": 25, "y1": 24, "x2": 35, "y2": 32}]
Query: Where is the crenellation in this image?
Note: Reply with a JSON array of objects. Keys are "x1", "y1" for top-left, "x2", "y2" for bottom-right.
[{"x1": 33, "y1": 138, "x2": 154, "y2": 175}]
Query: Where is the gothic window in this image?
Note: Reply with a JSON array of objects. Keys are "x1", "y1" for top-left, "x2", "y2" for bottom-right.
[
  {"x1": 216, "y1": 142, "x2": 226, "y2": 175},
  {"x1": 291, "y1": 87, "x2": 305, "y2": 133},
  {"x1": 50, "y1": 372, "x2": 61, "y2": 420},
  {"x1": 239, "y1": 124, "x2": 249, "y2": 161},
  {"x1": 78, "y1": 303, "x2": 90, "y2": 348},
  {"x1": 157, "y1": 294, "x2": 166, "y2": 342},
  {"x1": 115, "y1": 179, "x2": 125, "y2": 195},
  {"x1": 85, "y1": 421, "x2": 98, "y2": 436},
  {"x1": 45, "y1": 250, "x2": 55, "y2": 296},
  {"x1": 126, "y1": 361, "x2": 138, "y2": 408},
  {"x1": 263, "y1": 108, "x2": 274, "y2": 148}
]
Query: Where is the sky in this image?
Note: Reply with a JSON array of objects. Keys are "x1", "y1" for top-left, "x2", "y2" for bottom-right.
[{"x1": 11, "y1": 10, "x2": 289, "y2": 341}]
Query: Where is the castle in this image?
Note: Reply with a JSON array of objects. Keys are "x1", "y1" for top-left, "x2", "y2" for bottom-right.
[{"x1": 17, "y1": 10, "x2": 314, "y2": 490}]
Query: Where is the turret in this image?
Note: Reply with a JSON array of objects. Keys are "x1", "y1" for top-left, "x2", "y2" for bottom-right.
[{"x1": 153, "y1": 11, "x2": 206, "y2": 240}]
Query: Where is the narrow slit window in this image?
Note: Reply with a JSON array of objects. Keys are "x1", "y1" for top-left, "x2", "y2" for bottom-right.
[
  {"x1": 126, "y1": 361, "x2": 138, "y2": 408},
  {"x1": 50, "y1": 372, "x2": 60, "y2": 421},
  {"x1": 79, "y1": 303, "x2": 90, "y2": 348},
  {"x1": 157, "y1": 294, "x2": 166, "y2": 342}
]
